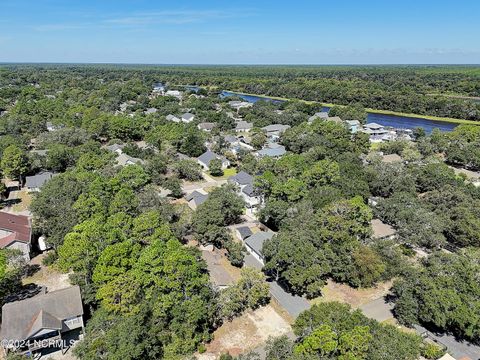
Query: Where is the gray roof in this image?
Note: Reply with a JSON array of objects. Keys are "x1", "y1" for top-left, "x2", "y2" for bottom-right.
[
  {"x1": 242, "y1": 184, "x2": 256, "y2": 197},
  {"x1": 198, "y1": 150, "x2": 220, "y2": 167},
  {"x1": 345, "y1": 120, "x2": 361, "y2": 126},
  {"x1": 25, "y1": 172, "x2": 56, "y2": 189},
  {"x1": 1, "y1": 286, "x2": 83, "y2": 342},
  {"x1": 257, "y1": 144, "x2": 286, "y2": 157},
  {"x1": 262, "y1": 124, "x2": 290, "y2": 133},
  {"x1": 237, "y1": 226, "x2": 253, "y2": 240},
  {"x1": 229, "y1": 171, "x2": 253, "y2": 186},
  {"x1": 224, "y1": 135, "x2": 238, "y2": 144},
  {"x1": 244, "y1": 231, "x2": 274, "y2": 257},
  {"x1": 198, "y1": 122, "x2": 216, "y2": 131},
  {"x1": 116, "y1": 153, "x2": 144, "y2": 166},
  {"x1": 144, "y1": 108, "x2": 157, "y2": 114},
  {"x1": 105, "y1": 143, "x2": 125, "y2": 152},
  {"x1": 182, "y1": 113, "x2": 195, "y2": 121},
  {"x1": 235, "y1": 121, "x2": 253, "y2": 131},
  {"x1": 185, "y1": 191, "x2": 208, "y2": 206},
  {"x1": 365, "y1": 122, "x2": 384, "y2": 130},
  {"x1": 166, "y1": 114, "x2": 180, "y2": 122}
]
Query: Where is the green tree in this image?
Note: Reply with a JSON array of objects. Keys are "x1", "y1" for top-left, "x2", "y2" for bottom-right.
[{"x1": 0, "y1": 145, "x2": 29, "y2": 182}]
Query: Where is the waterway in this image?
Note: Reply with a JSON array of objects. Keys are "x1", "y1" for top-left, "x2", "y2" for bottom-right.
[{"x1": 220, "y1": 90, "x2": 458, "y2": 132}]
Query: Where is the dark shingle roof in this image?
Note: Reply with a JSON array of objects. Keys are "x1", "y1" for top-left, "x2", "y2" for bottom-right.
[
  {"x1": 198, "y1": 151, "x2": 220, "y2": 167},
  {"x1": 25, "y1": 172, "x2": 56, "y2": 189},
  {"x1": 236, "y1": 226, "x2": 253, "y2": 240},
  {"x1": 229, "y1": 171, "x2": 253, "y2": 186},
  {"x1": 0, "y1": 286, "x2": 83, "y2": 342}
]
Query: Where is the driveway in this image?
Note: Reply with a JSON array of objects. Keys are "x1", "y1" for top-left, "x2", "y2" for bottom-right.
[{"x1": 244, "y1": 254, "x2": 310, "y2": 319}]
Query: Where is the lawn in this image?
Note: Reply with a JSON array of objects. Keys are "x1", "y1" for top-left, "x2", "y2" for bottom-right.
[{"x1": 210, "y1": 167, "x2": 237, "y2": 180}]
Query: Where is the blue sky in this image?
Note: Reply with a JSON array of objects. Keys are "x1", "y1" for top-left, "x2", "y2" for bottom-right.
[{"x1": 1, "y1": 0, "x2": 479, "y2": 64}]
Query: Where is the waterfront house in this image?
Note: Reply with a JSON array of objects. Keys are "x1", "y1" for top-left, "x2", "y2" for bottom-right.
[
  {"x1": 0, "y1": 286, "x2": 84, "y2": 356},
  {"x1": 345, "y1": 120, "x2": 361, "y2": 133},
  {"x1": 229, "y1": 101, "x2": 252, "y2": 111},
  {"x1": 0, "y1": 212, "x2": 32, "y2": 261}
]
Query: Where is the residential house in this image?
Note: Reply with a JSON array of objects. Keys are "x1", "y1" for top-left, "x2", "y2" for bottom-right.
[
  {"x1": 235, "y1": 226, "x2": 253, "y2": 241},
  {"x1": 262, "y1": 124, "x2": 290, "y2": 142},
  {"x1": 371, "y1": 219, "x2": 397, "y2": 240},
  {"x1": 166, "y1": 114, "x2": 181, "y2": 123},
  {"x1": 197, "y1": 122, "x2": 216, "y2": 132},
  {"x1": 46, "y1": 122, "x2": 59, "y2": 132},
  {"x1": 0, "y1": 212, "x2": 32, "y2": 261},
  {"x1": 201, "y1": 250, "x2": 234, "y2": 290},
  {"x1": 235, "y1": 121, "x2": 253, "y2": 132},
  {"x1": 116, "y1": 153, "x2": 144, "y2": 167},
  {"x1": 244, "y1": 231, "x2": 274, "y2": 264},
  {"x1": 181, "y1": 113, "x2": 195, "y2": 123},
  {"x1": 105, "y1": 143, "x2": 125, "y2": 155},
  {"x1": 228, "y1": 171, "x2": 262, "y2": 210},
  {"x1": 25, "y1": 171, "x2": 56, "y2": 192},
  {"x1": 308, "y1": 111, "x2": 329, "y2": 123},
  {"x1": 144, "y1": 107, "x2": 158, "y2": 115},
  {"x1": 256, "y1": 143, "x2": 286, "y2": 158},
  {"x1": 165, "y1": 90, "x2": 182, "y2": 99},
  {"x1": 197, "y1": 151, "x2": 230, "y2": 171},
  {"x1": 0, "y1": 286, "x2": 84, "y2": 355},
  {"x1": 185, "y1": 191, "x2": 208, "y2": 210},
  {"x1": 345, "y1": 120, "x2": 361, "y2": 133},
  {"x1": 229, "y1": 100, "x2": 253, "y2": 111}
]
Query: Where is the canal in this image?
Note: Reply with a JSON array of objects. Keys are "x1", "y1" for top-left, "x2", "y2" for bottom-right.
[{"x1": 220, "y1": 91, "x2": 458, "y2": 132}]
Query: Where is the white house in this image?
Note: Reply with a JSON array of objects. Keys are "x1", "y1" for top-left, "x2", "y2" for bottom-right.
[
  {"x1": 181, "y1": 113, "x2": 195, "y2": 123},
  {"x1": 165, "y1": 90, "x2": 182, "y2": 99},
  {"x1": 166, "y1": 114, "x2": 181, "y2": 123},
  {"x1": 243, "y1": 231, "x2": 274, "y2": 264},
  {"x1": 228, "y1": 171, "x2": 262, "y2": 209}
]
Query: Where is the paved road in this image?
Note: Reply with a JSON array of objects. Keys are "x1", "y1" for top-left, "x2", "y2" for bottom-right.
[
  {"x1": 244, "y1": 254, "x2": 310, "y2": 318},
  {"x1": 414, "y1": 325, "x2": 480, "y2": 360},
  {"x1": 360, "y1": 298, "x2": 480, "y2": 359}
]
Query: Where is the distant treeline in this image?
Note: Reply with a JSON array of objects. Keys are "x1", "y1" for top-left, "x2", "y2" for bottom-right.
[{"x1": 1, "y1": 64, "x2": 480, "y2": 120}]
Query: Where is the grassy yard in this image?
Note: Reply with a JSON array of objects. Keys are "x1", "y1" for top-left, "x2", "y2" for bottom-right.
[
  {"x1": 210, "y1": 167, "x2": 237, "y2": 180},
  {"x1": 310, "y1": 279, "x2": 393, "y2": 309}
]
